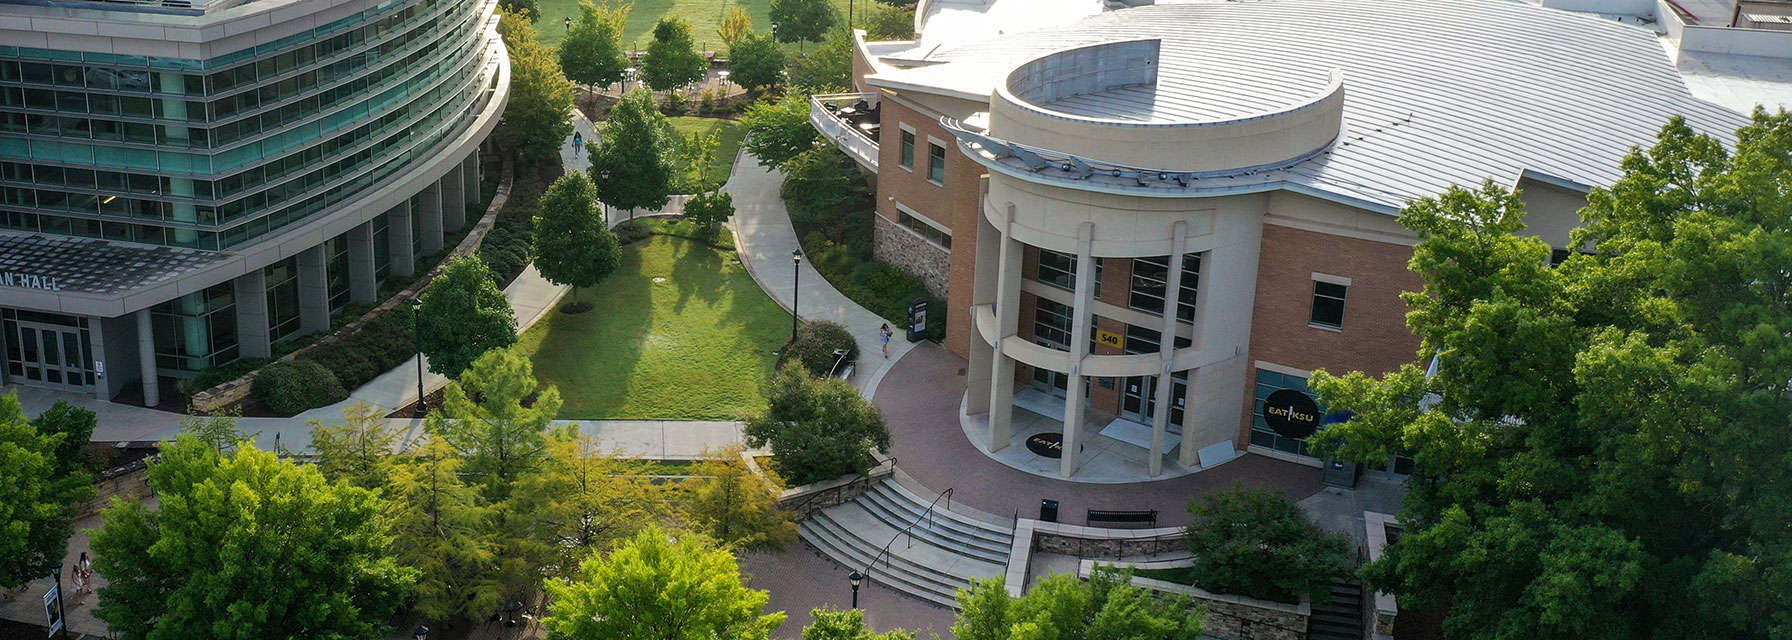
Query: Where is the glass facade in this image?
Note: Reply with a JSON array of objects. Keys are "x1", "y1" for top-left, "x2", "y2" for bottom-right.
[
  {"x1": 325, "y1": 233, "x2": 352, "y2": 311},
  {"x1": 264, "y1": 256, "x2": 303, "y2": 341},
  {"x1": 151, "y1": 282, "x2": 238, "y2": 373},
  {"x1": 0, "y1": 0, "x2": 494, "y2": 250},
  {"x1": 1130, "y1": 254, "x2": 1200, "y2": 321}
]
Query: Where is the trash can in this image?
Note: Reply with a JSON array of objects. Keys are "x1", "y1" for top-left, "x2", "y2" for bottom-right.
[{"x1": 1039, "y1": 499, "x2": 1059, "y2": 523}]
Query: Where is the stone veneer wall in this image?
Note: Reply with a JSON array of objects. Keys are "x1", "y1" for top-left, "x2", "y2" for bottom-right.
[
  {"x1": 872, "y1": 211, "x2": 951, "y2": 299},
  {"x1": 755, "y1": 452, "x2": 895, "y2": 520},
  {"x1": 1078, "y1": 559, "x2": 1312, "y2": 640},
  {"x1": 74, "y1": 455, "x2": 157, "y2": 519}
]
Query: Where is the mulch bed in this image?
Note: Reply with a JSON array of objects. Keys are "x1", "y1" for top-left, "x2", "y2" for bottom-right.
[
  {"x1": 385, "y1": 388, "x2": 447, "y2": 419},
  {"x1": 559, "y1": 301, "x2": 594, "y2": 314}
]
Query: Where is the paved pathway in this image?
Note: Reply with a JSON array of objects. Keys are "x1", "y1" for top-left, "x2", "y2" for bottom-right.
[
  {"x1": 725, "y1": 150, "x2": 914, "y2": 395},
  {"x1": 740, "y1": 542, "x2": 958, "y2": 640}
]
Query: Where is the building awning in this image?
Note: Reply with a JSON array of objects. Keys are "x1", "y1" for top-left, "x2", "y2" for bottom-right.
[{"x1": 0, "y1": 233, "x2": 227, "y2": 296}]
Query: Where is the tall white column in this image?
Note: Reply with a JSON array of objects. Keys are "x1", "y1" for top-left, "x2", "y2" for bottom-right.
[
  {"x1": 1060, "y1": 223, "x2": 1096, "y2": 478},
  {"x1": 965, "y1": 213, "x2": 1002, "y2": 416},
  {"x1": 387, "y1": 204, "x2": 416, "y2": 278},
  {"x1": 1148, "y1": 221, "x2": 1188, "y2": 477},
  {"x1": 347, "y1": 221, "x2": 377, "y2": 303},
  {"x1": 135, "y1": 309, "x2": 158, "y2": 407},
  {"x1": 417, "y1": 185, "x2": 444, "y2": 256},
  {"x1": 985, "y1": 207, "x2": 1022, "y2": 452},
  {"x1": 463, "y1": 152, "x2": 481, "y2": 210},
  {"x1": 441, "y1": 169, "x2": 467, "y2": 233},
  {"x1": 297, "y1": 244, "x2": 330, "y2": 334},
  {"x1": 233, "y1": 270, "x2": 271, "y2": 359}
]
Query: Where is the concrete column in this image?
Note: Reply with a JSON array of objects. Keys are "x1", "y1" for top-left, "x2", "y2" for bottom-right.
[
  {"x1": 387, "y1": 204, "x2": 416, "y2": 278},
  {"x1": 418, "y1": 184, "x2": 444, "y2": 256},
  {"x1": 297, "y1": 244, "x2": 330, "y2": 334},
  {"x1": 463, "y1": 151, "x2": 481, "y2": 210},
  {"x1": 135, "y1": 309, "x2": 159, "y2": 408},
  {"x1": 234, "y1": 270, "x2": 271, "y2": 358},
  {"x1": 85, "y1": 316, "x2": 106, "y2": 397},
  {"x1": 964, "y1": 214, "x2": 1003, "y2": 416},
  {"x1": 1060, "y1": 223, "x2": 1096, "y2": 479},
  {"x1": 1148, "y1": 221, "x2": 1188, "y2": 477},
  {"x1": 347, "y1": 221, "x2": 377, "y2": 303},
  {"x1": 441, "y1": 168, "x2": 467, "y2": 233},
  {"x1": 984, "y1": 207, "x2": 1022, "y2": 452}
]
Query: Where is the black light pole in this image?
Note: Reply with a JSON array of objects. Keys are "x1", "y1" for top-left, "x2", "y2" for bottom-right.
[
  {"x1": 791, "y1": 250, "x2": 802, "y2": 344},
  {"x1": 849, "y1": 570, "x2": 863, "y2": 609},
  {"x1": 411, "y1": 298, "x2": 426, "y2": 414}
]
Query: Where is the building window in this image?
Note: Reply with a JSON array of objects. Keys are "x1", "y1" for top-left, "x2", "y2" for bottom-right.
[
  {"x1": 899, "y1": 211, "x2": 951, "y2": 249},
  {"x1": 151, "y1": 282, "x2": 238, "y2": 373},
  {"x1": 1310, "y1": 280, "x2": 1347, "y2": 329},
  {"x1": 1130, "y1": 254, "x2": 1201, "y2": 321},
  {"x1": 325, "y1": 233, "x2": 351, "y2": 312},
  {"x1": 1036, "y1": 249, "x2": 1077, "y2": 290},
  {"x1": 1033, "y1": 297, "x2": 1072, "y2": 349},
  {"x1": 900, "y1": 129, "x2": 915, "y2": 169},
  {"x1": 1251, "y1": 368, "x2": 1319, "y2": 457},
  {"x1": 928, "y1": 142, "x2": 946, "y2": 184}
]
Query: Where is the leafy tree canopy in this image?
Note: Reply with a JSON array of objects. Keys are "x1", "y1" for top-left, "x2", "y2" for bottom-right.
[
  {"x1": 384, "y1": 434, "x2": 501, "y2": 624},
  {"x1": 433, "y1": 346, "x2": 563, "y2": 494},
  {"x1": 744, "y1": 363, "x2": 890, "y2": 485},
  {"x1": 418, "y1": 254, "x2": 518, "y2": 379},
  {"x1": 803, "y1": 606, "x2": 915, "y2": 640},
  {"x1": 512, "y1": 429, "x2": 661, "y2": 577},
  {"x1": 1183, "y1": 487, "x2": 1351, "y2": 604},
  {"x1": 859, "y1": 2, "x2": 915, "y2": 41},
  {"x1": 689, "y1": 444, "x2": 796, "y2": 551},
  {"x1": 726, "y1": 32, "x2": 787, "y2": 96},
  {"x1": 1310, "y1": 111, "x2": 1792, "y2": 639},
  {"x1": 952, "y1": 570, "x2": 1207, "y2": 640},
  {"x1": 533, "y1": 172, "x2": 622, "y2": 290},
  {"x1": 779, "y1": 146, "x2": 869, "y2": 225},
  {"x1": 742, "y1": 92, "x2": 818, "y2": 169},
  {"x1": 0, "y1": 394, "x2": 94, "y2": 590},
  {"x1": 91, "y1": 436, "x2": 414, "y2": 640},
  {"x1": 559, "y1": 1, "x2": 631, "y2": 94},
  {"x1": 503, "y1": 38, "x2": 576, "y2": 162},
  {"x1": 717, "y1": 5, "x2": 755, "y2": 49},
  {"x1": 770, "y1": 0, "x2": 836, "y2": 45},
  {"x1": 787, "y1": 27, "x2": 854, "y2": 91},
  {"x1": 543, "y1": 526, "x2": 786, "y2": 640},
  {"x1": 309, "y1": 402, "x2": 401, "y2": 490},
  {"x1": 591, "y1": 90, "x2": 677, "y2": 213},
  {"x1": 641, "y1": 17, "x2": 707, "y2": 92},
  {"x1": 499, "y1": 0, "x2": 539, "y2": 22}
]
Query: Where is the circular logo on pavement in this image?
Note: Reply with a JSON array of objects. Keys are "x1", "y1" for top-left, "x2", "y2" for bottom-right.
[{"x1": 1025, "y1": 432, "x2": 1065, "y2": 458}]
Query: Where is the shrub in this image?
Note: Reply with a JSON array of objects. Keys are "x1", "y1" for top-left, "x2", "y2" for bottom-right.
[
  {"x1": 1184, "y1": 487, "x2": 1353, "y2": 604},
  {"x1": 786, "y1": 321, "x2": 858, "y2": 376},
  {"x1": 302, "y1": 304, "x2": 417, "y2": 390},
  {"x1": 660, "y1": 91, "x2": 690, "y2": 115},
  {"x1": 779, "y1": 146, "x2": 869, "y2": 226},
  {"x1": 478, "y1": 214, "x2": 535, "y2": 285},
  {"x1": 744, "y1": 364, "x2": 889, "y2": 485},
  {"x1": 252, "y1": 359, "x2": 348, "y2": 414},
  {"x1": 180, "y1": 357, "x2": 271, "y2": 396}
]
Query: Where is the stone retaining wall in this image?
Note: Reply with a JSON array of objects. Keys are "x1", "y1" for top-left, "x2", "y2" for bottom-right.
[
  {"x1": 754, "y1": 452, "x2": 894, "y2": 520},
  {"x1": 74, "y1": 456, "x2": 157, "y2": 519},
  {"x1": 191, "y1": 156, "x2": 517, "y2": 412},
  {"x1": 1079, "y1": 559, "x2": 1312, "y2": 640},
  {"x1": 872, "y1": 214, "x2": 949, "y2": 298}
]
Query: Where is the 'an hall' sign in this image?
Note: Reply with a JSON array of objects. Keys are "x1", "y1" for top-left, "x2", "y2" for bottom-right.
[{"x1": 1, "y1": 271, "x2": 62, "y2": 291}]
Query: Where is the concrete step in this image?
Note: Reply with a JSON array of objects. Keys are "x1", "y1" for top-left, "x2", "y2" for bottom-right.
[
  {"x1": 799, "y1": 500, "x2": 1007, "y2": 609},
  {"x1": 873, "y1": 479, "x2": 1016, "y2": 541},
  {"x1": 1307, "y1": 577, "x2": 1365, "y2": 640},
  {"x1": 855, "y1": 484, "x2": 1013, "y2": 564}
]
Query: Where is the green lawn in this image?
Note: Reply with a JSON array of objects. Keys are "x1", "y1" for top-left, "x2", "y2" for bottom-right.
[
  {"x1": 518, "y1": 236, "x2": 790, "y2": 420},
  {"x1": 668, "y1": 116, "x2": 745, "y2": 187},
  {"x1": 534, "y1": 0, "x2": 854, "y2": 52}
]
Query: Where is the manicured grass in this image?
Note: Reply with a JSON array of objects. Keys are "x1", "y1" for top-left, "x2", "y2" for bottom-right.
[
  {"x1": 518, "y1": 236, "x2": 790, "y2": 420},
  {"x1": 668, "y1": 116, "x2": 745, "y2": 187},
  {"x1": 534, "y1": 0, "x2": 854, "y2": 52}
]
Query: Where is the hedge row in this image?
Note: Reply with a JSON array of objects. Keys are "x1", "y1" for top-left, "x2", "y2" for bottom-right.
[{"x1": 799, "y1": 231, "x2": 945, "y2": 342}]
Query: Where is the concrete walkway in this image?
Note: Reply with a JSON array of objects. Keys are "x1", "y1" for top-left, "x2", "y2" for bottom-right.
[{"x1": 725, "y1": 150, "x2": 914, "y2": 395}]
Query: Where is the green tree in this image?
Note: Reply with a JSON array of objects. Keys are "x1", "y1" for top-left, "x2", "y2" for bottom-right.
[
  {"x1": 744, "y1": 364, "x2": 890, "y2": 485},
  {"x1": 591, "y1": 90, "x2": 676, "y2": 214},
  {"x1": 860, "y1": 2, "x2": 915, "y2": 41},
  {"x1": 770, "y1": 0, "x2": 836, "y2": 47},
  {"x1": 727, "y1": 33, "x2": 787, "y2": 96},
  {"x1": 91, "y1": 436, "x2": 414, "y2": 640},
  {"x1": 504, "y1": 39, "x2": 576, "y2": 162},
  {"x1": 433, "y1": 346, "x2": 563, "y2": 493},
  {"x1": 641, "y1": 17, "x2": 706, "y2": 93},
  {"x1": 779, "y1": 146, "x2": 869, "y2": 225},
  {"x1": 559, "y1": 1, "x2": 631, "y2": 98},
  {"x1": 0, "y1": 393, "x2": 94, "y2": 591},
  {"x1": 952, "y1": 570, "x2": 1207, "y2": 640},
  {"x1": 515, "y1": 429, "x2": 659, "y2": 576},
  {"x1": 418, "y1": 254, "x2": 518, "y2": 379},
  {"x1": 788, "y1": 27, "x2": 854, "y2": 90},
  {"x1": 803, "y1": 606, "x2": 915, "y2": 640},
  {"x1": 496, "y1": 5, "x2": 537, "y2": 48},
  {"x1": 180, "y1": 410, "x2": 250, "y2": 454},
  {"x1": 309, "y1": 402, "x2": 401, "y2": 490},
  {"x1": 385, "y1": 434, "x2": 501, "y2": 624},
  {"x1": 1183, "y1": 487, "x2": 1351, "y2": 603},
  {"x1": 543, "y1": 526, "x2": 786, "y2": 640},
  {"x1": 683, "y1": 190, "x2": 736, "y2": 234},
  {"x1": 672, "y1": 128, "x2": 724, "y2": 192},
  {"x1": 500, "y1": 0, "x2": 539, "y2": 22},
  {"x1": 689, "y1": 444, "x2": 796, "y2": 551},
  {"x1": 742, "y1": 92, "x2": 819, "y2": 168},
  {"x1": 533, "y1": 172, "x2": 622, "y2": 293},
  {"x1": 718, "y1": 5, "x2": 754, "y2": 49},
  {"x1": 1309, "y1": 111, "x2": 1792, "y2": 639}
]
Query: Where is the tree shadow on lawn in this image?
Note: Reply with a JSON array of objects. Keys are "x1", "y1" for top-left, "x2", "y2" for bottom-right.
[
  {"x1": 522, "y1": 246, "x2": 654, "y2": 417},
  {"x1": 670, "y1": 238, "x2": 725, "y2": 314}
]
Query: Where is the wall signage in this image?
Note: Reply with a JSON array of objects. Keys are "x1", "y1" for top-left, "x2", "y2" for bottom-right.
[
  {"x1": 1025, "y1": 432, "x2": 1064, "y2": 458},
  {"x1": 1263, "y1": 389, "x2": 1321, "y2": 439},
  {"x1": 1095, "y1": 328, "x2": 1124, "y2": 350},
  {"x1": 1, "y1": 271, "x2": 62, "y2": 291}
]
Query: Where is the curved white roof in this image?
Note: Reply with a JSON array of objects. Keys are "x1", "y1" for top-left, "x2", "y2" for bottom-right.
[{"x1": 869, "y1": 0, "x2": 1752, "y2": 211}]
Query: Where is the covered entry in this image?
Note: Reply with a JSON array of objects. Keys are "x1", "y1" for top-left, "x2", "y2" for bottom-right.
[{"x1": 3, "y1": 310, "x2": 95, "y2": 393}]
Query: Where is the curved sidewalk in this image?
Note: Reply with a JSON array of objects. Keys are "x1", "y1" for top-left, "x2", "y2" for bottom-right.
[{"x1": 725, "y1": 150, "x2": 915, "y2": 396}]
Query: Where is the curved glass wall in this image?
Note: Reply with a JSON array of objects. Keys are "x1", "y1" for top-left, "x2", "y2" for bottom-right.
[{"x1": 0, "y1": 0, "x2": 496, "y2": 250}]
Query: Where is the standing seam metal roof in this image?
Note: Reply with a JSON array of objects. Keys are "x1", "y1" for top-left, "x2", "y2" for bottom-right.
[{"x1": 871, "y1": 0, "x2": 1752, "y2": 210}]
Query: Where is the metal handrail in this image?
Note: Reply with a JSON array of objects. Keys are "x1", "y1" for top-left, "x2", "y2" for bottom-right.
[
  {"x1": 864, "y1": 486, "x2": 953, "y2": 582},
  {"x1": 785, "y1": 456, "x2": 896, "y2": 514}
]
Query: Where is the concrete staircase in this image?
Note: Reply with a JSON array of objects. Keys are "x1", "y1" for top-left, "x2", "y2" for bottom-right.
[
  {"x1": 1306, "y1": 576, "x2": 1367, "y2": 640},
  {"x1": 799, "y1": 479, "x2": 1016, "y2": 608}
]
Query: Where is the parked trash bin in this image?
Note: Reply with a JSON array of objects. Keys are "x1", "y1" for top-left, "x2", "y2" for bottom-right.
[{"x1": 1039, "y1": 499, "x2": 1059, "y2": 523}]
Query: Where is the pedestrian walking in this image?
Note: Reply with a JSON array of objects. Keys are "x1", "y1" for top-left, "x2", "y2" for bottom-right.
[
  {"x1": 70, "y1": 558, "x2": 88, "y2": 602},
  {"x1": 572, "y1": 131, "x2": 584, "y2": 156},
  {"x1": 879, "y1": 323, "x2": 893, "y2": 357}
]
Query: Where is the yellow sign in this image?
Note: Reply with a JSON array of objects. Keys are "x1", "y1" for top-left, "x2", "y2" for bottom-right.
[{"x1": 1095, "y1": 328, "x2": 1124, "y2": 350}]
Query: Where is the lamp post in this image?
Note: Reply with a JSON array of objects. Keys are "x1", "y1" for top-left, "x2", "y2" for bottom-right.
[
  {"x1": 791, "y1": 250, "x2": 802, "y2": 345},
  {"x1": 412, "y1": 625, "x2": 429, "y2": 640},
  {"x1": 410, "y1": 298, "x2": 426, "y2": 414},
  {"x1": 849, "y1": 570, "x2": 863, "y2": 609}
]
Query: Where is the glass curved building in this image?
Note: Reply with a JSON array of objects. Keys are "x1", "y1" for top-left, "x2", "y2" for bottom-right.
[{"x1": 0, "y1": 0, "x2": 509, "y2": 403}]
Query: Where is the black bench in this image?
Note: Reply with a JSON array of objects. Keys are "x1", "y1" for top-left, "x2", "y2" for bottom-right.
[{"x1": 1087, "y1": 509, "x2": 1159, "y2": 528}]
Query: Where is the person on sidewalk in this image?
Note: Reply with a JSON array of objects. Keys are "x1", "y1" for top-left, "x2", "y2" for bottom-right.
[
  {"x1": 572, "y1": 131, "x2": 584, "y2": 156},
  {"x1": 69, "y1": 557, "x2": 88, "y2": 602},
  {"x1": 880, "y1": 323, "x2": 893, "y2": 357}
]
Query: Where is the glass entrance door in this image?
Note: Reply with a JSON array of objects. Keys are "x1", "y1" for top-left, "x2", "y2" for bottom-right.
[
  {"x1": 1121, "y1": 373, "x2": 1188, "y2": 428},
  {"x1": 1032, "y1": 367, "x2": 1071, "y2": 398},
  {"x1": 4, "y1": 316, "x2": 93, "y2": 393}
]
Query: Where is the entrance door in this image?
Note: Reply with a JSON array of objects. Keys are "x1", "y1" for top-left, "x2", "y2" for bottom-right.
[
  {"x1": 1121, "y1": 374, "x2": 1188, "y2": 427},
  {"x1": 1033, "y1": 367, "x2": 1071, "y2": 398},
  {"x1": 5, "y1": 321, "x2": 91, "y2": 392}
]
